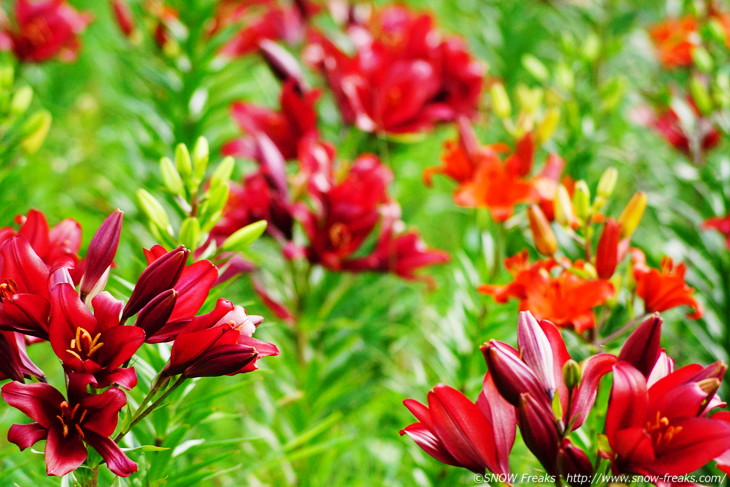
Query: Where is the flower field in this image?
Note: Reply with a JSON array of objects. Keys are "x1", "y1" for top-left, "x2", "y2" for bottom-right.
[{"x1": 1, "y1": 0, "x2": 730, "y2": 486}]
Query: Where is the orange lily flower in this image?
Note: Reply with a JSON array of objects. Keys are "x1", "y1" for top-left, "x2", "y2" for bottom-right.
[
  {"x1": 631, "y1": 249, "x2": 703, "y2": 319},
  {"x1": 648, "y1": 16, "x2": 699, "y2": 68},
  {"x1": 478, "y1": 251, "x2": 614, "y2": 333}
]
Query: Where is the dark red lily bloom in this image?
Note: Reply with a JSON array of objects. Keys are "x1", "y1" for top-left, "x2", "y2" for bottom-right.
[
  {"x1": 631, "y1": 249, "x2": 703, "y2": 319},
  {"x1": 162, "y1": 299, "x2": 278, "y2": 378},
  {"x1": 604, "y1": 361, "x2": 730, "y2": 480},
  {"x1": 482, "y1": 312, "x2": 616, "y2": 476},
  {"x1": 297, "y1": 140, "x2": 448, "y2": 279},
  {"x1": 49, "y1": 283, "x2": 144, "y2": 389},
  {"x1": 0, "y1": 0, "x2": 91, "y2": 63},
  {"x1": 0, "y1": 235, "x2": 53, "y2": 338},
  {"x1": 0, "y1": 331, "x2": 44, "y2": 382},
  {"x1": 217, "y1": 0, "x2": 308, "y2": 57},
  {"x1": 223, "y1": 79, "x2": 320, "y2": 161},
  {"x1": 306, "y1": 5, "x2": 483, "y2": 134},
  {"x1": 479, "y1": 252, "x2": 614, "y2": 333},
  {"x1": 400, "y1": 376, "x2": 515, "y2": 475},
  {"x1": 2, "y1": 380, "x2": 137, "y2": 477},
  {"x1": 0, "y1": 209, "x2": 82, "y2": 270},
  {"x1": 704, "y1": 213, "x2": 730, "y2": 248}
]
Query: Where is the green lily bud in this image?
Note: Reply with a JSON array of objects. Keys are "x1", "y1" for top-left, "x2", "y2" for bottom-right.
[
  {"x1": 597, "y1": 167, "x2": 618, "y2": 198},
  {"x1": 192, "y1": 137, "x2": 209, "y2": 180},
  {"x1": 20, "y1": 110, "x2": 52, "y2": 154},
  {"x1": 137, "y1": 189, "x2": 171, "y2": 233},
  {"x1": 175, "y1": 143, "x2": 192, "y2": 180},
  {"x1": 562, "y1": 359, "x2": 581, "y2": 389},
  {"x1": 160, "y1": 157, "x2": 184, "y2": 195},
  {"x1": 554, "y1": 185, "x2": 574, "y2": 228},
  {"x1": 221, "y1": 220, "x2": 268, "y2": 252},
  {"x1": 489, "y1": 82, "x2": 511, "y2": 119},
  {"x1": 209, "y1": 156, "x2": 234, "y2": 189},
  {"x1": 179, "y1": 217, "x2": 201, "y2": 251},
  {"x1": 582, "y1": 33, "x2": 600, "y2": 62},
  {"x1": 522, "y1": 54, "x2": 549, "y2": 82},
  {"x1": 555, "y1": 62, "x2": 575, "y2": 92},
  {"x1": 516, "y1": 84, "x2": 543, "y2": 114},
  {"x1": 10, "y1": 86, "x2": 33, "y2": 116},
  {"x1": 572, "y1": 180, "x2": 591, "y2": 222},
  {"x1": 690, "y1": 76, "x2": 713, "y2": 115},
  {"x1": 0, "y1": 66, "x2": 14, "y2": 87},
  {"x1": 200, "y1": 183, "x2": 229, "y2": 227},
  {"x1": 551, "y1": 391, "x2": 563, "y2": 421},
  {"x1": 692, "y1": 47, "x2": 713, "y2": 74},
  {"x1": 536, "y1": 108, "x2": 560, "y2": 144}
]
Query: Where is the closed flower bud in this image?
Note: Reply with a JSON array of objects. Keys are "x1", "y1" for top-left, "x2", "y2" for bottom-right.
[
  {"x1": 160, "y1": 156, "x2": 184, "y2": 195},
  {"x1": 137, "y1": 189, "x2": 172, "y2": 233},
  {"x1": 554, "y1": 185, "x2": 574, "y2": 228},
  {"x1": 528, "y1": 205, "x2": 558, "y2": 256},
  {"x1": 516, "y1": 84, "x2": 543, "y2": 114},
  {"x1": 522, "y1": 54, "x2": 549, "y2": 82},
  {"x1": 572, "y1": 180, "x2": 591, "y2": 222},
  {"x1": 562, "y1": 359, "x2": 582, "y2": 390},
  {"x1": 618, "y1": 192, "x2": 647, "y2": 238},
  {"x1": 690, "y1": 77, "x2": 713, "y2": 115},
  {"x1": 20, "y1": 111, "x2": 51, "y2": 154},
  {"x1": 221, "y1": 220, "x2": 268, "y2": 252},
  {"x1": 192, "y1": 137, "x2": 209, "y2": 181},
  {"x1": 179, "y1": 217, "x2": 201, "y2": 251},
  {"x1": 80, "y1": 210, "x2": 124, "y2": 302},
  {"x1": 123, "y1": 246, "x2": 189, "y2": 319},
  {"x1": 489, "y1": 82, "x2": 511, "y2": 119},
  {"x1": 175, "y1": 143, "x2": 192, "y2": 180},
  {"x1": 595, "y1": 218, "x2": 620, "y2": 279},
  {"x1": 596, "y1": 167, "x2": 618, "y2": 198},
  {"x1": 135, "y1": 289, "x2": 178, "y2": 339},
  {"x1": 692, "y1": 47, "x2": 713, "y2": 74},
  {"x1": 10, "y1": 86, "x2": 33, "y2": 116},
  {"x1": 209, "y1": 156, "x2": 234, "y2": 189},
  {"x1": 259, "y1": 39, "x2": 307, "y2": 92},
  {"x1": 536, "y1": 107, "x2": 560, "y2": 145}
]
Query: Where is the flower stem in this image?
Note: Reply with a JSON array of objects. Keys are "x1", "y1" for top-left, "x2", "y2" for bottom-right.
[
  {"x1": 115, "y1": 375, "x2": 186, "y2": 443},
  {"x1": 595, "y1": 313, "x2": 650, "y2": 347}
]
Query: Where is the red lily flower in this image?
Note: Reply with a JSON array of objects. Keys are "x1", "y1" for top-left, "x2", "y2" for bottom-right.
[
  {"x1": 306, "y1": 5, "x2": 483, "y2": 134},
  {"x1": 648, "y1": 16, "x2": 699, "y2": 69},
  {"x1": 0, "y1": 0, "x2": 91, "y2": 63},
  {"x1": 479, "y1": 252, "x2": 614, "y2": 332},
  {"x1": 78, "y1": 209, "x2": 123, "y2": 302},
  {"x1": 223, "y1": 79, "x2": 320, "y2": 161},
  {"x1": 0, "y1": 331, "x2": 44, "y2": 382},
  {"x1": 704, "y1": 213, "x2": 730, "y2": 248},
  {"x1": 1, "y1": 380, "x2": 137, "y2": 477},
  {"x1": 400, "y1": 376, "x2": 515, "y2": 475},
  {"x1": 49, "y1": 283, "x2": 145, "y2": 389},
  {"x1": 162, "y1": 299, "x2": 278, "y2": 378},
  {"x1": 0, "y1": 209, "x2": 82, "y2": 270},
  {"x1": 109, "y1": 0, "x2": 135, "y2": 38},
  {"x1": 604, "y1": 361, "x2": 730, "y2": 479},
  {"x1": 631, "y1": 249, "x2": 703, "y2": 319}
]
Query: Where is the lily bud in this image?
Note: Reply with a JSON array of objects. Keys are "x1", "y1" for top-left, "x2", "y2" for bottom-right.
[
  {"x1": 137, "y1": 189, "x2": 171, "y2": 233},
  {"x1": 10, "y1": 86, "x2": 32, "y2": 116},
  {"x1": 596, "y1": 167, "x2": 618, "y2": 198},
  {"x1": 20, "y1": 111, "x2": 51, "y2": 154},
  {"x1": 536, "y1": 108, "x2": 560, "y2": 145},
  {"x1": 200, "y1": 183, "x2": 229, "y2": 229},
  {"x1": 259, "y1": 39, "x2": 307, "y2": 92},
  {"x1": 210, "y1": 156, "x2": 234, "y2": 189},
  {"x1": 556, "y1": 439, "x2": 593, "y2": 480},
  {"x1": 562, "y1": 359, "x2": 581, "y2": 390},
  {"x1": 192, "y1": 137, "x2": 209, "y2": 181},
  {"x1": 595, "y1": 218, "x2": 620, "y2": 279},
  {"x1": 80, "y1": 210, "x2": 124, "y2": 301},
  {"x1": 123, "y1": 246, "x2": 189, "y2": 319},
  {"x1": 618, "y1": 315, "x2": 662, "y2": 378},
  {"x1": 221, "y1": 220, "x2": 268, "y2": 252},
  {"x1": 522, "y1": 54, "x2": 549, "y2": 82},
  {"x1": 518, "y1": 393, "x2": 560, "y2": 475},
  {"x1": 528, "y1": 205, "x2": 557, "y2": 256},
  {"x1": 554, "y1": 185, "x2": 574, "y2": 228},
  {"x1": 111, "y1": 0, "x2": 136, "y2": 38},
  {"x1": 572, "y1": 180, "x2": 591, "y2": 222},
  {"x1": 618, "y1": 191, "x2": 647, "y2": 238},
  {"x1": 175, "y1": 143, "x2": 192, "y2": 180},
  {"x1": 481, "y1": 340, "x2": 544, "y2": 407},
  {"x1": 160, "y1": 156, "x2": 184, "y2": 195},
  {"x1": 135, "y1": 289, "x2": 178, "y2": 339},
  {"x1": 690, "y1": 76, "x2": 713, "y2": 115},
  {"x1": 692, "y1": 47, "x2": 713, "y2": 74},
  {"x1": 489, "y1": 82, "x2": 511, "y2": 119}
]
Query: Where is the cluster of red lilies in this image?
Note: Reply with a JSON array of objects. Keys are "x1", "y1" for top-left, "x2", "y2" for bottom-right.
[{"x1": 0, "y1": 210, "x2": 277, "y2": 476}]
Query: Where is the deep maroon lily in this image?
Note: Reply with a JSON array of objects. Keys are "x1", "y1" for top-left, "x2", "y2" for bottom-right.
[
  {"x1": 0, "y1": 0, "x2": 91, "y2": 63},
  {"x1": 305, "y1": 5, "x2": 483, "y2": 134},
  {"x1": 162, "y1": 299, "x2": 278, "y2": 378},
  {"x1": 49, "y1": 283, "x2": 144, "y2": 389},
  {"x1": 400, "y1": 376, "x2": 515, "y2": 475},
  {"x1": 2, "y1": 380, "x2": 137, "y2": 477},
  {"x1": 604, "y1": 361, "x2": 730, "y2": 479},
  {"x1": 223, "y1": 79, "x2": 320, "y2": 161}
]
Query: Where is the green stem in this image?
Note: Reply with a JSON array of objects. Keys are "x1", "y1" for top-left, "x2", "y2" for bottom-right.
[
  {"x1": 115, "y1": 375, "x2": 186, "y2": 443},
  {"x1": 595, "y1": 313, "x2": 650, "y2": 347}
]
